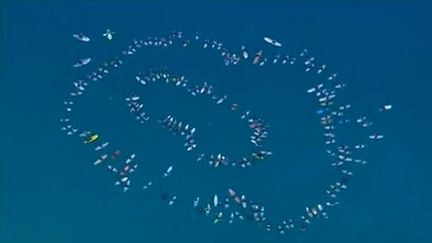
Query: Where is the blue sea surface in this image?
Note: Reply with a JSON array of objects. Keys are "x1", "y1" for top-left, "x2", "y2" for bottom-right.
[{"x1": 2, "y1": 1, "x2": 432, "y2": 243}]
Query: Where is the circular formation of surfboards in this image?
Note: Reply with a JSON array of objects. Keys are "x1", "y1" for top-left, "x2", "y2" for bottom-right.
[{"x1": 62, "y1": 30, "x2": 392, "y2": 236}]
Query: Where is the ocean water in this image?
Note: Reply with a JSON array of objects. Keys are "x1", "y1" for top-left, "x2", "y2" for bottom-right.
[{"x1": 2, "y1": 1, "x2": 432, "y2": 243}]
